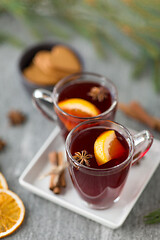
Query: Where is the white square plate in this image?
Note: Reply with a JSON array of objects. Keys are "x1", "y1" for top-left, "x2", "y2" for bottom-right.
[{"x1": 19, "y1": 127, "x2": 160, "y2": 229}]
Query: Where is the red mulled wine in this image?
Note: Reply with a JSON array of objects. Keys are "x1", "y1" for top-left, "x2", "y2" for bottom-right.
[
  {"x1": 68, "y1": 126, "x2": 130, "y2": 208},
  {"x1": 55, "y1": 81, "x2": 115, "y2": 139},
  {"x1": 58, "y1": 81, "x2": 112, "y2": 113}
]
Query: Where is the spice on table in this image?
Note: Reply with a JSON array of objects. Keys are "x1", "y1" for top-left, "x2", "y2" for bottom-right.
[
  {"x1": 8, "y1": 110, "x2": 26, "y2": 126},
  {"x1": 40, "y1": 151, "x2": 67, "y2": 194},
  {"x1": 0, "y1": 139, "x2": 6, "y2": 151},
  {"x1": 118, "y1": 101, "x2": 160, "y2": 132}
]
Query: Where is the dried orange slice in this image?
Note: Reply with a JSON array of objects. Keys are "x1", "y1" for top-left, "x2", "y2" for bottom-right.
[
  {"x1": 58, "y1": 98, "x2": 100, "y2": 117},
  {"x1": 0, "y1": 189, "x2": 25, "y2": 238},
  {"x1": 0, "y1": 173, "x2": 8, "y2": 189},
  {"x1": 94, "y1": 130, "x2": 125, "y2": 166}
]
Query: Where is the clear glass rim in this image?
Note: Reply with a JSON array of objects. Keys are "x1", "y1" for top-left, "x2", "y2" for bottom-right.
[
  {"x1": 65, "y1": 119, "x2": 134, "y2": 173},
  {"x1": 52, "y1": 72, "x2": 118, "y2": 120}
]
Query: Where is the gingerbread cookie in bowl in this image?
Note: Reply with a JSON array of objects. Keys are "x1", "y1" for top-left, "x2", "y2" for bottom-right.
[
  {"x1": 22, "y1": 44, "x2": 83, "y2": 88},
  {"x1": 50, "y1": 45, "x2": 81, "y2": 73}
]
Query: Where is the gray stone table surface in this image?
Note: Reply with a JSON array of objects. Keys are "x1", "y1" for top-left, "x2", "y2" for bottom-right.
[{"x1": 0, "y1": 15, "x2": 160, "y2": 240}]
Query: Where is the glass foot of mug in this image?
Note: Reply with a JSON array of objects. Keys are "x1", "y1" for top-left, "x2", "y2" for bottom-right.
[{"x1": 83, "y1": 196, "x2": 121, "y2": 210}]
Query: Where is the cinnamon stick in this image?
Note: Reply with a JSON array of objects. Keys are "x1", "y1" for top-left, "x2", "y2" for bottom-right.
[
  {"x1": 48, "y1": 152, "x2": 60, "y2": 194},
  {"x1": 130, "y1": 101, "x2": 156, "y2": 128},
  {"x1": 130, "y1": 101, "x2": 160, "y2": 131},
  {"x1": 48, "y1": 151, "x2": 66, "y2": 194},
  {"x1": 118, "y1": 101, "x2": 160, "y2": 132},
  {"x1": 153, "y1": 117, "x2": 160, "y2": 131},
  {"x1": 118, "y1": 102, "x2": 137, "y2": 119},
  {"x1": 57, "y1": 152, "x2": 66, "y2": 188}
]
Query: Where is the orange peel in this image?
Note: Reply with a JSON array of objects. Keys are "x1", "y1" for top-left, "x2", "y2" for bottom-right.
[
  {"x1": 94, "y1": 130, "x2": 125, "y2": 166},
  {"x1": 58, "y1": 98, "x2": 100, "y2": 118}
]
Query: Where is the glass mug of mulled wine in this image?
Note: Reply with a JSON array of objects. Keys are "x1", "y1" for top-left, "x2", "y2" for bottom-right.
[
  {"x1": 32, "y1": 72, "x2": 118, "y2": 139},
  {"x1": 65, "y1": 119, "x2": 153, "y2": 209}
]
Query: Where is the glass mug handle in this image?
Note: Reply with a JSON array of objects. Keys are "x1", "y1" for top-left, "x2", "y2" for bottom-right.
[
  {"x1": 32, "y1": 88, "x2": 57, "y2": 122},
  {"x1": 132, "y1": 130, "x2": 153, "y2": 164}
]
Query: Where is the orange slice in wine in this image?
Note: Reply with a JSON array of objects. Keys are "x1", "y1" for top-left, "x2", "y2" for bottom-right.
[
  {"x1": 57, "y1": 98, "x2": 100, "y2": 131},
  {"x1": 94, "y1": 130, "x2": 125, "y2": 166},
  {"x1": 58, "y1": 98, "x2": 100, "y2": 117}
]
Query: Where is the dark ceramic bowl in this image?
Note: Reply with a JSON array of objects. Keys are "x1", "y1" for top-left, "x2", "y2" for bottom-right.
[{"x1": 18, "y1": 42, "x2": 84, "y2": 95}]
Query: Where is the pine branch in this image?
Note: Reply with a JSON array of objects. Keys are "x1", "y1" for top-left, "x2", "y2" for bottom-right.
[
  {"x1": 132, "y1": 57, "x2": 148, "y2": 79},
  {"x1": 144, "y1": 209, "x2": 160, "y2": 224},
  {"x1": 153, "y1": 59, "x2": 160, "y2": 92},
  {"x1": 0, "y1": 0, "x2": 160, "y2": 91},
  {"x1": 0, "y1": 32, "x2": 24, "y2": 47}
]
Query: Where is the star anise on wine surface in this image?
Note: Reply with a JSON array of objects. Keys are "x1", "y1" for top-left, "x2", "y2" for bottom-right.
[
  {"x1": 73, "y1": 150, "x2": 93, "y2": 166},
  {"x1": 88, "y1": 87, "x2": 108, "y2": 102}
]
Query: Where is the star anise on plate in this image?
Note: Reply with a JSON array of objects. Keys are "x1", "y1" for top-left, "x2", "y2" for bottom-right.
[
  {"x1": 88, "y1": 87, "x2": 108, "y2": 102},
  {"x1": 73, "y1": 150, "x2": 93, "y2": 166},
  {"x1": 8, "y1": 110, "x2": 26, "y2": 126}
]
